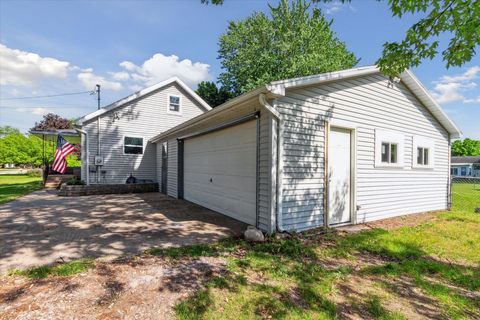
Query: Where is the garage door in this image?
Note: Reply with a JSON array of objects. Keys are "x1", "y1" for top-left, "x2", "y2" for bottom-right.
[{"x1": 184, "y1": 120, "x2": 257, "y2": 225}]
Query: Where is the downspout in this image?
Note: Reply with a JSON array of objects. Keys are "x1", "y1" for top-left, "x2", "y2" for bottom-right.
[
  {"x1": 447, "y1": 133, "x2": 452, "y2": 210},
  {"x1": 75, "y1": 128, "x2": 90, "y2": 186},
  {"x1": 258, "y1": 93, "x2": 285, "y2": 232}
]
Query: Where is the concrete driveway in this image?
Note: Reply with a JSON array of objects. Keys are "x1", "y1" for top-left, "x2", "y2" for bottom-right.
[{"x1": 0, "y1": 190, "x2": 246, "y2": 273}]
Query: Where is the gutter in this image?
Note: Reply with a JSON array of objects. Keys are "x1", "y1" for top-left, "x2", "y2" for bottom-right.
[
  {"x1": 258, "y1": 93, "x2": 285, "y2": 232},
  {"x1": 75, "y1": 128, "x2": 90, "y2": 186}
]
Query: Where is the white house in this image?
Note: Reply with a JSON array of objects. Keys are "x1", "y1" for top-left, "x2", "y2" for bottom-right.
[
  {"x1": 150, "y1": 66, "x2": 461, "y2": 233},
  {"x1": 76, "y1": 77, "x2": 211, "y2": 185},
  {"x1": 451, "y1": 156, "x2": 480, "y2": 177}
]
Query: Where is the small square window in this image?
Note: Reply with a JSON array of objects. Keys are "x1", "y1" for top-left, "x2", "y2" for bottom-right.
[
  {"x1": 124, "y1": 136, "x2": 143, "y2": 154},
  {"x1": 169, "y1": 95, "x2": 180, "y2": 112},
  {"x1": 381, "y1": 142, "x2": 397, "y2": 164},
  {"x1": 417, "y1": 147, "x2": 429, "y2": 165}
]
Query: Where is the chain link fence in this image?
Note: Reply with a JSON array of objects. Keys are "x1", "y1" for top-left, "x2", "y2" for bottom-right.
[
  {"x1": 451, "y1": 176, "x2": 480, "y2": 188},
  {"x1": 450, "y1": 176, "x2": 480, "y2": 212}
]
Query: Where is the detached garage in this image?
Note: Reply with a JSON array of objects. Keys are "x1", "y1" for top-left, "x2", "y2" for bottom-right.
[{"x1": 152, "y1": 66, "x2": 461, "y2": 234}]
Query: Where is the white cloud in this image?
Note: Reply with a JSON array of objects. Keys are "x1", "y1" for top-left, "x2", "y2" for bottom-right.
[
  {"x1": 109, "y1": 71, "x2": 130, "y2": 81},
  {"x1": 119, "y1": 53, "x2": 211, "y2": 87},
  {"x1": 323, "y1": 1, "x2": 355, "y2": 15},
  {"x1": 431, "y1": 66, "x2": 480, "y2": 104},
  {"x1": 15, "y1": 107, "x2": 52, "y2": 115},
  {"x1": 440, "y1": 66, "x2": 480, "y2": 83},
  {"x1": 77, "y1": 70, "x2": 123, "y2": 91},
  {"x1": 0, "y1": 43, "x2": 70, "y2": 86}
]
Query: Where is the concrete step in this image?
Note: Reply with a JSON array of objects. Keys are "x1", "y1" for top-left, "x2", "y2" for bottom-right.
[{"x1": 45, "y1": 175, "x2": 73, "y2": 189}]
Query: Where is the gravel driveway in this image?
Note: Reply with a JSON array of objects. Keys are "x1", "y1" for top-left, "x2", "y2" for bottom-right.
[{"x1": 0, "y1": 190, "x2": 246, "y2": 273}]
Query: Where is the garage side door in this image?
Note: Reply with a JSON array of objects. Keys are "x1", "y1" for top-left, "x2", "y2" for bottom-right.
[{"x1": 184, "y1": 120, "x2": 257, "y2": 225}]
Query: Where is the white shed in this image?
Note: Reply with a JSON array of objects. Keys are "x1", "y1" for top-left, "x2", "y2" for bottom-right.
[{"x1": 151, "y1": 66, "x2": 462, "y2": 233}]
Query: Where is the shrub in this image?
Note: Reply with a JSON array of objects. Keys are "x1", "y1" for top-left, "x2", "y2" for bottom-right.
[{"x1": 66, "y1": 177, "x2": 85, "y2": 185}]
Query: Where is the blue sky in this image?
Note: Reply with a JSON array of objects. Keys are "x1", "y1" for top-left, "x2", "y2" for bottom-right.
[{"x1": 0, "y1": 0, "x2": 478, "y2": 138}]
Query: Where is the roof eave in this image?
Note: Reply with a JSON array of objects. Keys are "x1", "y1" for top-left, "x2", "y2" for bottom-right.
[
  {"x1": 399, "y1": 70, "x2": 462, "y2": 139},
  {"x1": 150, "y1": 85, "x2": 274, "y2": 143},
  {"x1": 76, "y1": 77, "x2": 211, "y2": 126}
]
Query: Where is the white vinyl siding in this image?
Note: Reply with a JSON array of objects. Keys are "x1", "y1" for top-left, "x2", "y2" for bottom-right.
[
  {"x1": 277, "y1": 74, "x2": 450, "y2": 230},
  {"x1": 81, "y1": 83, "x2": 208, "y2": 184},
  {"x1": 167, "y1": 139, "x2": 178, "y2": 198}
]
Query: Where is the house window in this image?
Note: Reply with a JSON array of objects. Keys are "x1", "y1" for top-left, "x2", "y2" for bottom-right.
[
  {"x1": 375, "y1": 129, "x2": 404, "y2": 168},
  {"x1": 124, "y1": 136, "x2": 143, "y2": 154},
  {"x1": 416, "y1": 147, "x2": 429, "y2": 165},
  {"x1": 168, "y1": 95, "x2": 181, "y2": 113},
  {"x1": 461, "y1": 167, "x2": 467, "y2": 176},
  {"x1": 381, "y1": 142, "x2": 398, "y2": 164},
  {"x1": 412, "y1": 136, "x2": 434, "y2": 169}
]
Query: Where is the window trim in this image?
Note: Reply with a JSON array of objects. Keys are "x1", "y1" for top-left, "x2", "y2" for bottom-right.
[
  {"x1": 167, "y1": 94, "x2": 182, "y2": 115},
  {"x1": 375, "y1": 129, "x2": 404, "y2": 168},
  {"x1": 123, "y1": 135, "x2": 144, "y2": 155},
  {"x1": 412, "y1": 136, "x2": 434, "y2": 169}
]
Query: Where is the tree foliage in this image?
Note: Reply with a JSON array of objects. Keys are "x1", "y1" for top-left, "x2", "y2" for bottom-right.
[
  {"x1": 205, "y1": 0, "x2": 479, "y2": 77},
  {"x1": 451, "y1": 138, "x2": 480, "y2": 156},
  {"x1": 217, "y1": 0, "x2": 358, "y2": 94},
  {"x1": 31, "y1": 113, "x2": 73, "y2": 131},
  {"x1": 0, "y1": 129, "x2": 80, "y2": 167},
  {"x1": 196, "y1": 81, "x2": 234, "y2": 107},
  {"x1": 376, "y1": 0, "x2": 480, "y2": 76}
]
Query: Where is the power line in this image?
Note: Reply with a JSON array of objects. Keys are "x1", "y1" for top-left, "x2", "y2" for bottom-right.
[
  {"x1": 0, "y1": 90, "x2": 94, "y2": 101},
  {"x1": 0, "y1": 105, "x2": 93, "y2": 109}
]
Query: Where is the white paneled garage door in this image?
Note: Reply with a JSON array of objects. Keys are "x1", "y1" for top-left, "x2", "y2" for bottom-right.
[{"x1": 184, "y1": 120, "x2": 257, "y2": 225}]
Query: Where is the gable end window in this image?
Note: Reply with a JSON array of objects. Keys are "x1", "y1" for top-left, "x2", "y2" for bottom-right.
[
  {"x1": 124, "y1": 136, "x2": 143, "y2": 154},
  {"x1": 412, "y1": 136, "x2": 434, "y2": 169},
  {"x1": 168, "y1": 95, "x2": 181, "y2": 113},
  {"x1": 375, "y1": 129, "x2": 404, "y2": 168},
  {"x1": 416, "y1": 147, "x2": 429, "y2": 166},
  {"x1": 381, "y1": 142, "x2": 398, "y2": 164}
]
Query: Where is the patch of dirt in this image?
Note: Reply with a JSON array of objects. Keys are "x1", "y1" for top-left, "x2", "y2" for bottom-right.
[
  {"x1": 331, "y1": 273, "x2": 445, "y2": 320},
  {"x1": 358, "y1": 211, "x2": 441, "y2": 232},
  {"x1": 0, "y1": 255, "x2": 226, "y2": 320}
]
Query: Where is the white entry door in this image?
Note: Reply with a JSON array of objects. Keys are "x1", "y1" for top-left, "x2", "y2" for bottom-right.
[
  {"x1": 184, "y1": 120, "x2": 257, "y2": 225},
  {"x1": 328, "y1": 127, "x2": 352, "y2": 225}
]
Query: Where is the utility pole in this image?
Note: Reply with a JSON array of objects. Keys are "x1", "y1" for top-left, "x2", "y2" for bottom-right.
[
  {"x1": 96, "y1": 84, "x2": 101, "y2": 183},
  {"x1": 96, "y1": 84, "x2": 101, "y2": 110}
]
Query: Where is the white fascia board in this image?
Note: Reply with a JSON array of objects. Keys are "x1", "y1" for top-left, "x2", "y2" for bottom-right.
[
  {"x1": 269, "y1": 65, "x2": 380, "y2": 89},
  {"x1": 399, "y1": 70, "x2": 462, "y2": 139},
  {"x1": 76, "y1": 77, "x2": 211, "y2": 126}
]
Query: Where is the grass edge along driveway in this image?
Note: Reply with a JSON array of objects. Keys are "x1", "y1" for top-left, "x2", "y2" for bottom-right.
[{"x1": 0, "y1": 174, "x2": 42, "y2": 205}]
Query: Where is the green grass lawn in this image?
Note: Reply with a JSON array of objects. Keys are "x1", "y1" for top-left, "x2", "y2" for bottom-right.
[
  {"x1": 165, "y1": 184, "x2": 480, "y2": 320},
  {"x1": 0, "y1": 174, "x2": 42, "y2": 204}
]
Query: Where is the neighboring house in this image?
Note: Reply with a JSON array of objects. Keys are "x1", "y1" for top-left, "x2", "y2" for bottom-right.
[
  {"x1": 451, "y1": 156, "x2": 480, "y2": 177},
  {"x1": 151, "y1": 66, "x2": 461, "y2": 233},
  {"x1": 76, "y1": 77, "x2": 211, "y2": 184}
]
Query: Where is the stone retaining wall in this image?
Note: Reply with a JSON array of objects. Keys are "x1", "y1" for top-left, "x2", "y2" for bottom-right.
[{"x1": 58, "y1": 183, "x2": 159, "y2": 196}]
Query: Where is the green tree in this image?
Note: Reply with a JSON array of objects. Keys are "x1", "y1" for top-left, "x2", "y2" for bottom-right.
[
  {"x1": 0, "y1": 126, "x2": 20, "y2": 138},
  {"x1": 217, "y1": 0, "x2": 358, "y2": 94},
  {"x1": 451, "y1": 138, "x2": 480, "y2": 156},
  {"x1": 196, "y1": 81, "x2": 234, "y2": 107},
  {"x1": 206, "y1": 0, "x2": 479, "y2": 77}
]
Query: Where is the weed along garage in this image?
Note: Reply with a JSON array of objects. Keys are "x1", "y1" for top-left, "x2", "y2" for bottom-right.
[{"x1": 151, "y1": 66, "x2": 461, "y2": 233}]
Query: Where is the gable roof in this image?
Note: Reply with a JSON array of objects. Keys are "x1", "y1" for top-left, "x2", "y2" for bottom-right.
[
  {"x1": 76, "y1": 77, "x2": 211, "y2": 125},
  {"x1": 268, "y1": 66, "x2": 462, "y2": 138},
  {"x1": 451, "y1": 156, "x2": 480, "y2": 164},
  {"x1": 151, "y1": 66, "x2": 462, "y2": 142}
]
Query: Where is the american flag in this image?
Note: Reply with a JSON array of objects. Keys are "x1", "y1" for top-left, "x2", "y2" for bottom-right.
[{"x1": 52, "y1": 134, "x2": 75, "y2": 174}]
